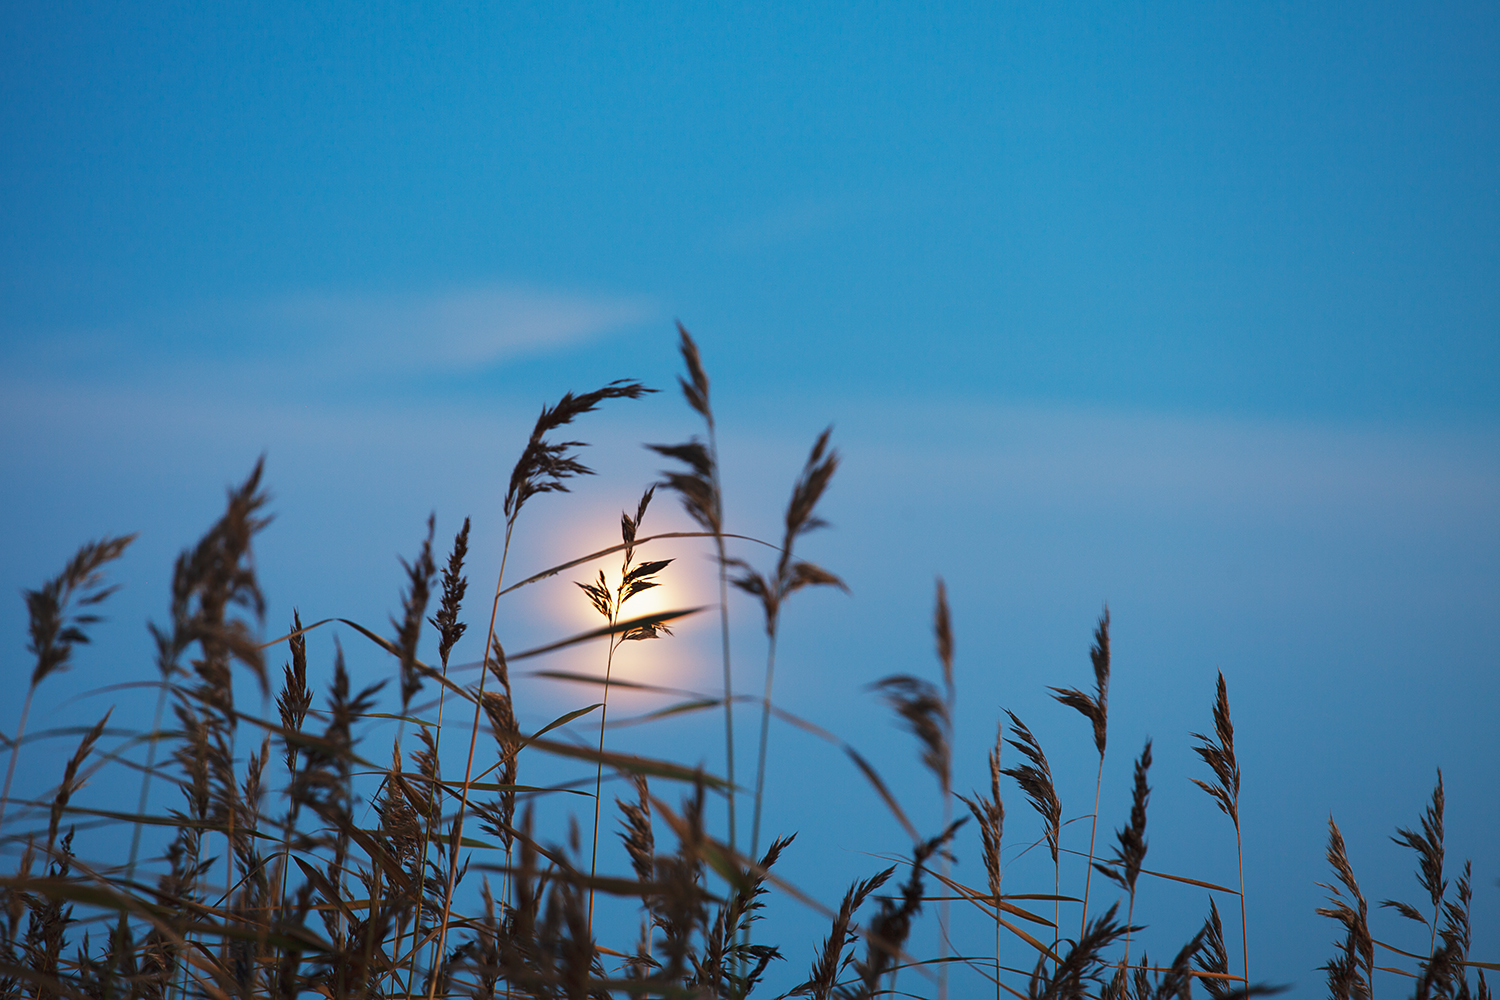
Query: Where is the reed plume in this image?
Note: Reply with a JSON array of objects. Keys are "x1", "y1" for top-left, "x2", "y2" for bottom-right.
[
  {"x1": 1001, "y1": 711, "x2": 1062, "y2": 954},
  {"x1": 430, "y1": 518, "x2": 471, "y2": 669},
  {"x1": 3, "y1": 533, "x2": 135, "y2": 832},
  {"x1": 1095, "y1": 738, "x2": 1151, "y2": 967},
  {"x1": 851, "y1": 819, "x2": 964, "y2": 1000},
  {"x1": 790, "y1": 866, "x2": 893, "y2": 1000},
  {"x1": 394, "y1": 515, "x2": 437, "y2": 715},
  {"x1": 1317, "y1": 817, "x2": 1373, "y2": 1000},
  {"x1": 870, "y1": 675, "x2": 950, "y2": 799},
  {"x1": 1191, "y1": 671, "x2": 1247, "y2": 985},
  {"x1": 1381, "y1": 770, "x2": 1446, "y2": 959},
  {"x1": 1050, "y1": 607, "x2": 1109, "y2": 936}
]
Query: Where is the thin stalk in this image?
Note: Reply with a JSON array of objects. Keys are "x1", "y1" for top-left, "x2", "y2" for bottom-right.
[
  {"x1": 749, "y1": 630, "x2": 779, "y2": 862},
  {"x1": 994, "y1": 919, "x2": 1001, "y2": 1000},
  {"x1": 939, "y1": 662, "x2": 954, "y2": 1000},
  {"x1": 704, "y1": 419, "x2": 736, "y2": 857},
  {"x1": 275, "y1": 757, "x2": 302, "y2": 995},
  {"x1": 939, "y1": 788, "x2": 952, "y2": 1000},
  {"x1": 715, "y1": 541, "x2": 735, "y2": 854},
  {"x1": 171, "y1": 736, "x2": 210, "y2": 1000},
  {"x1": 1430, "y1": 896, "x2": 1441, "y2": 963},
  {"x1": 224, "y1": 724, "x2": 238, "y2": 963},
  {"x1": 124, "y1": 681, "x2": 170, "y2": 882},
  {"x1": 0, "y1": 684, "x2": 37, "y2": 831},
  {"x1": 1053, "y1": 857, "x2": 1061, "y2": 976},
  {"x1": 426, "y1": 521, "x2": 515, "y2": 1000},
  {"x1": 587, "y1": 632, "x2": 620, "y2": 935},
  {"x1": 1079, "y1": 761, "x2": 1103, "y2": 938},
  {"x1": 1236, "y1": 821, "x2": 1248, "y2": 987},
  {"x1": 398, "y1": 649, "x2": 459, "y2": 999}
]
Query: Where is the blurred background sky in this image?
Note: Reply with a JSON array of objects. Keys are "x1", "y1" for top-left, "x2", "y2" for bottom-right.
[{"x1": 2, "y1": 2, "x2": 1497, "y2": 993}]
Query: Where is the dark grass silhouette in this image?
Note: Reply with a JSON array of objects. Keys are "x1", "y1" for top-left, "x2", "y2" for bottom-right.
[{"x1": 0, "y1": 335, "x2": 1488, "y2": 1000}]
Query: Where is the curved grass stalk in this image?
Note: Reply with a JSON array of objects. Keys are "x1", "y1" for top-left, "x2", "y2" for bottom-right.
[
  {"x1": 425, "y1": 380, "x2": 651, "y2": 997},
  {"x1": 646, "y1": 325, "x2": 739, "y2": 860},
  {"x1": 736, "y1": 428, "x2": 843, "y2": 862}
]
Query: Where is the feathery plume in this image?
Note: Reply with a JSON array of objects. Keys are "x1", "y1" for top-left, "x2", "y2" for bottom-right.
[
  {"x1": 958, "y1": 723, "x2": 1005, "y2": 903},
  {"x1": 871, "y1": 674, "x2": 951, "y2": 798},
  {"x1": 1001, "y1": 712, "x2": 1061, "y2": 865},
  {"x1": 429, "y1": 517, "x2": 471, "y2": 669},
  {"x1": 24, "y1": 535, "x2": 136, "y2": 688},
  {"x1": 393, "y1": 515, "x2": 437, "y2": 713},
  {"x1": 503, "y1": 380, "x2": 655, "y2": 523},
  {"x1": 1095, "y1": 739, "x2": 1152, "y2": 897},
  {"x1": 1317, "y1": 817, "x2": 1373, "y2": 1000},
  {"x1": 1190, "y1": 671, "x2": 1240, "y2": 826},
  {"x1": 1050, "y1": 607, "x2": 1110, "y2": 758}
]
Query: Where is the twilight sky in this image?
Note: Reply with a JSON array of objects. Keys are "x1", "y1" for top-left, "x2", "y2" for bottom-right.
[{"x1": 2, "y1": 3, "x2": 1497, "y2": 994}]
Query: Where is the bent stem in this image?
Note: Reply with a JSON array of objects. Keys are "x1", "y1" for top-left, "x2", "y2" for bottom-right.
[
  {"x1": 0, "y1": 683, "x2": 37, "y2": 832},
  {"x1": 1236, "y1": 820, "x2": 1248, "y2": 986},
  {"x1": 588, "y1": 631, "x2": 621, "y2": 934},
  {"x1": 749, "y1": 630, "x2": 779, "y2": 862},
  {"x1": 1080, "y1": 760, "x2": 1103, "y2": 937},
  {"x1": 124, "y1": 681, "x2": 170, "y2": 881}
]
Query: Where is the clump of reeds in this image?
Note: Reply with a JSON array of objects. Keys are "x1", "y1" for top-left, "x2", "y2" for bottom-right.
[
  {"x1": 0, "y1": 331, "x2": 1488, "y2": 1000},
  {"x1": 1319, "y1": 771, "x2": 1492, "y2": 1000}
]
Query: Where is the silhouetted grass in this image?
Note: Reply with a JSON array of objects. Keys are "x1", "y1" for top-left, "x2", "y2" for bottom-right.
[{"x1": 0, "y1": 333, "x2": 1488, "y2": 1000}]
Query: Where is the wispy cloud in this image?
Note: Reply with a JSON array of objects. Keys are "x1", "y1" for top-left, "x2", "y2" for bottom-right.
[
  {"x1": 261, "y1": 285, "x2": 657, "y2": 371},
  {"x1": 1, "y1": 283, "x2": 659, "y2": 391},
  {"x1": 718, "y1": 193, "x2": 873, "y2": 252}
]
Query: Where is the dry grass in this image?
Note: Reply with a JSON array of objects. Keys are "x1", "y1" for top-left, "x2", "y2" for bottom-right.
[{"x1": 0, "y1": 332, "x2": 1490, "y2": 1000}]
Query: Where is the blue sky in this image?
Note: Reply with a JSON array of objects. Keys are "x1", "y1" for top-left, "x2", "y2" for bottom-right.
[{"x1": 2, "y1": 2, "x2": 1497, "y2": 994}]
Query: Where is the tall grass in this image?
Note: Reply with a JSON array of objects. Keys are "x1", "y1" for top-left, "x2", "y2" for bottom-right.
[{"x1": 0, "y1": 334, "x2": 1490, "y2": 1000}]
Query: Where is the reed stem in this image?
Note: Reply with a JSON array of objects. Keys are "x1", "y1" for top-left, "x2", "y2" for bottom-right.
[
  {"x1": 426, "y1": 521, "x2": 514, "y2": 1000},
  {"x1": 749, "y1": 632, "x2": 779, "y2": 862},
  {"x1": 0, "y1": 684, "x2": 37, "y2": 832},
  {"x1": 124, "y1": 681, "x2": 170, "y2": 882},
  {"x1": 1080, "y1": 761, "x2": 1103, "y2": 937},
  {"x1": 1236, "y1": 821, "x2": 1248, "y2": 987},
  {"x1": 587, "y1": 632, "x2": 620, "y2": 935}
]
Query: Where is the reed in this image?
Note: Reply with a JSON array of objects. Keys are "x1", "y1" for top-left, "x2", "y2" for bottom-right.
[
  {"x1": 730, "y1": 426, "x2": 846, "y2": 866},
  {"x1": 647, "y1": 323, "x2": 738, "y2": 856},
  {"x1": 1190, "y1": 671, "x2": 1247, "y2": 986},
  {"x1": 0, "y1": 335, "x2": 1487, "y2": 1000},
  {"x1": 576, "y1": 485, "x2": 673, "y2": 933},
  {"x1": 1050, "y1": 608, "x2": 1109, "y2": 939}
]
